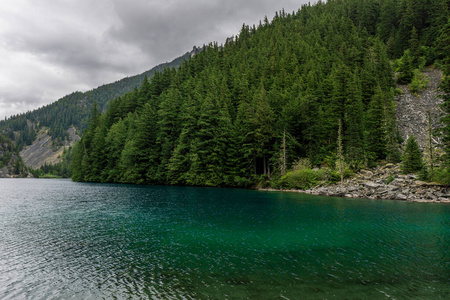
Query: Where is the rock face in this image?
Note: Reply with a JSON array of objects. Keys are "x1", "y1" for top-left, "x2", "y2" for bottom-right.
[
  {"x1": 190, "y1": 46, "x2": 202, "y2": 58},
  {"x1": 19, "y1": 127, "x2": 80, "y2": 169},
  {"x1": 0, "y1": 166, "x2": 10, "y2": 178},
  {"x1": 302, "y1": 164, "x2": 449, "y2": 203},
  {"x1": 395, "y1": 68, "x2": 443, "y2": 149}
]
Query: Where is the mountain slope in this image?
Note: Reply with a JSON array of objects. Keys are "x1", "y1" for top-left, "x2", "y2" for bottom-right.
[
  {"x1": 0, "y1": 49, "x2": 194, "y2": 174},
  {"x1": 71, "y1": 0, "x2": 450, "y2": 186}
]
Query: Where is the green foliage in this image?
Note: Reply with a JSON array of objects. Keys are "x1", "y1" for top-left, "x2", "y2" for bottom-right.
[
  {"x1": 0, "y1": 134, "x2": 29, "y2": 177},
  {"x1": 401, "y1": 135, "x2": 424, "y2": 174},
  {"x1": 432, "y1": 167, "x2": 450, "y2": 185},
  {"x1": 409, "y1": 69, "x2": 429, "y2": 95},
  {"x1": 396, "y1": 50, "x2": 415, "y2": 84},
  {"x1": 291, "y1": 158, "x2": 313, "y2": 172},
  {"x1": 273, "y1": 165, "x2": 354, "y2": 190},
  {"x1": 418, "y1": 166, "x2": 432, "y2": 181},
  {"x1": 30, "y1": 147, "x2": 73, "y2": 179},
  {"x1": 63, "y1": 0, "x2": 447, "y2": 187},
  {"x1": 386, "y1": 174, "x2": 395, "y2": 184},
  {"x1": 275, "y1": 169, "x2": 323, "y2": 190},
  {"x1": 327, "y1": 168, "x2": 355, "y2": 183}
]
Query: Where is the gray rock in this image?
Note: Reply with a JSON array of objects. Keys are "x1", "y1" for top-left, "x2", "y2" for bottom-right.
[
  {"x1": 347, "y1": 186, "x2": 361, "y2": 192},
  {"x1": 363, "y1": 182, "x2": 382, "y2": 189},
  {"x1": 396, "y1": 194, "x2": 408, "y2": 200},
  {"x1": 414, "y1": 180, "x2": 427, "y2": 186},
  {"x1": 386, "y1": 185, "x2": 400, "y2": 192}
]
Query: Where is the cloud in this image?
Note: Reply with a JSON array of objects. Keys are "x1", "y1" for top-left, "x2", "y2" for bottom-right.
[
  {"x1": 108, "y1": 0, "x2": 302, "y2": 62},
  {"x1": 0, "y1": 0, "x2": 307, "y2": 120}
]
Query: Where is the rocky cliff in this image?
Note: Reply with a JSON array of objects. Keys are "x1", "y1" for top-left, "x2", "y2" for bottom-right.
[
  {"x1": 19, "y1": 127, "x2": 80, "y2": 169},
  {"x1": 395, "y1": 67, "x2": 443, "y2": 149}
]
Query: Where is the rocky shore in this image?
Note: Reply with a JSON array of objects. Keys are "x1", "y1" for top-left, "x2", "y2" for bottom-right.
[{"x1": 265, "y1": 164, "x2": 450, "y2": 203}]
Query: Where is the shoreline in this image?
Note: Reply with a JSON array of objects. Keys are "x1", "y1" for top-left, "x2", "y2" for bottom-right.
[
  {"x1": 259, "y1": 187, "x2": 450, "y2": 204},
  {"x1": 260, "y1": 164, "x2": 450, "y2": 204}
]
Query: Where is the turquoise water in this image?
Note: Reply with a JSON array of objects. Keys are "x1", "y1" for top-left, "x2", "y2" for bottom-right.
[{"x1": 0, "y1": 179, "x2": 449, "y2": 299}]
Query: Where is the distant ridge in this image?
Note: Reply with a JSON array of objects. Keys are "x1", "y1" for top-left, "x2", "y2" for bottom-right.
[
  {"x1": 0, "y1": 49, "x2": 194, "y2": 174},
  {"x1": 0, "y1": 50, "x2": 194, "y2": 137}
]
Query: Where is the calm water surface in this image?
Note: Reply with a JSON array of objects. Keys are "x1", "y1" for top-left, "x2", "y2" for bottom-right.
[{"x1": 0, "y1": 179, "x2": 449, "y2": 299}]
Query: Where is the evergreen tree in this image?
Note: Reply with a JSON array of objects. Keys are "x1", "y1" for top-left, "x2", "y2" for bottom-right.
[
  {"x1": 252, "y1": 83, "x2": 275, "y2": 176},
  {"x1": 64, "y1": 0, "x2": 446, "y2": 187},
  {"x1": 401, "y1": 134, "x2": 424, "y2": 174},
  {"x1": 384, "y1": 90, "x2": 402, "y2": 163},
  {"x1": 409, "y1": 26, "x2": 420, "y2": 66},
  {"x1": 104, "y1": 117, "x2": 129, "y2": 182},
  {"x1": 397, "y1": 49, "x2": 415, "y2": 84},
  {"x1": 156, "y1": 87, "x2": 183, "y2": 182},
  {"x1": 366, "y1": 86, "x2": 386, "y2": 159},
  {"x1": 167, "y1": 95, "x2": 200, "y2": 184}
]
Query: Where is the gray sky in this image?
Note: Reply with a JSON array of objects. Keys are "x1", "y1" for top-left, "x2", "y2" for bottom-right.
[{"x1": 0, "y1": 0, "x2": 309, "y2": 120}]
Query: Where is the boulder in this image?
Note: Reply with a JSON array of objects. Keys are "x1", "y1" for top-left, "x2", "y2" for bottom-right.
[
  {"x1": 362, "y1": 182, "x2": 382, "y2": 189},
  {"x1": 396, "y1": 194, "x2": 408, "y2": 200}
]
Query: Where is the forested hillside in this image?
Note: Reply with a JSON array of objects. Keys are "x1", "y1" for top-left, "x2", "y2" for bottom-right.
[
  {"x1": 0, "y1": 51, "x2": 192, "y2": 150},
  {"x1": 69, "y1": 0, "x2": 450, "y2": 186},
  {"x1": 0, "y1": 134, "x2": 27, "y2": 178}
]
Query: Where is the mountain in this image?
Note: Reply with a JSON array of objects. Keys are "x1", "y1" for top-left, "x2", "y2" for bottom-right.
[
  {"x1": 71, "y1": 0, "x2": 450, "y2": 186},
  {"x1": 0, "y1": 49, "x2": 194, "y2": 176}
]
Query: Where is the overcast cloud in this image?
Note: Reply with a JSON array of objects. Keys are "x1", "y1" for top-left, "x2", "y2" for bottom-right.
[{"x1": 0, "y1": 0, "x2": 309, "y2": 120}]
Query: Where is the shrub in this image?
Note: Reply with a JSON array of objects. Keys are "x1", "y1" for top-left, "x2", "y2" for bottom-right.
[
  {"x1": 432, "y1": 167, "x2": 450, "y2": 185},
  {"x1": 276, "y1": 169, "x2": 321, "y2": 190},
  {"x1": 292, "y1": 158, "x2": 312, "y2": 171},
  {"x1": 327, "y1": 168, "x2": 354, "y2": 183},
  {"x1": 409, "y1": 69, "x2": 429, "y2": 96},
  {"x1": 386, "y1": 174, "x2": 395, "y2": 184},
  {"x1": 393, "y1": 87, "x2": 404, "y2": 96}
]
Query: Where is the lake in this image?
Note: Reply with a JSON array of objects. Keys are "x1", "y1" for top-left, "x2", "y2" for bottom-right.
[{"x1": 0, "y1": 179, "x2": 449, "y2": 299}]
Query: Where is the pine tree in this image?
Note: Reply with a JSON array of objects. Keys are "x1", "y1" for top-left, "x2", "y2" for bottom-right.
[
  {"x1": 167, "y1": 95, "x2": 200, "y2": 184},
  {"x1": 122, "y1": 103, "x2": 159, "y2": 184},
  {"x1": 409, "y1": 26, "x2": 420, "y2": 66},
  {"x1": 253, "y1": 83, "x2": 275, "y2": 176},
  {"x1": 384, "y1": 90, "x2": 402, "y2": 163},
  {"x1": 366, "y1": 86, "x2": 386, "y2": 159},
  {"x1": 397, "y1": 49, "x2": 414, "y2": 84},
  {"x1": 156, "y1": 87, "x2": 182, "y2": 182},
  {"x1": 104, "y1": 117, "x2": 129, "y2": 182},
  {"x1": 401, "y1": 134, "x2": 423, "y2": 174}
]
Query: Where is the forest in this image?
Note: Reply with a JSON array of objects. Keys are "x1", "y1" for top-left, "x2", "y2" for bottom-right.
[{"x1": 56, "y1": 0, "x2": 450, "y2": 186}]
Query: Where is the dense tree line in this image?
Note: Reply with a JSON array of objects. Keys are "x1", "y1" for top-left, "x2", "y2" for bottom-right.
[{"x1": 70, "y1": 0, "x2": 450, "y2": 186}]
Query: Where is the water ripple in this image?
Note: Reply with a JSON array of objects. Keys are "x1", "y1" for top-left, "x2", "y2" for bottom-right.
[{"x1": 0, "y1": 179, "x2": 449, "y2": 299}]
